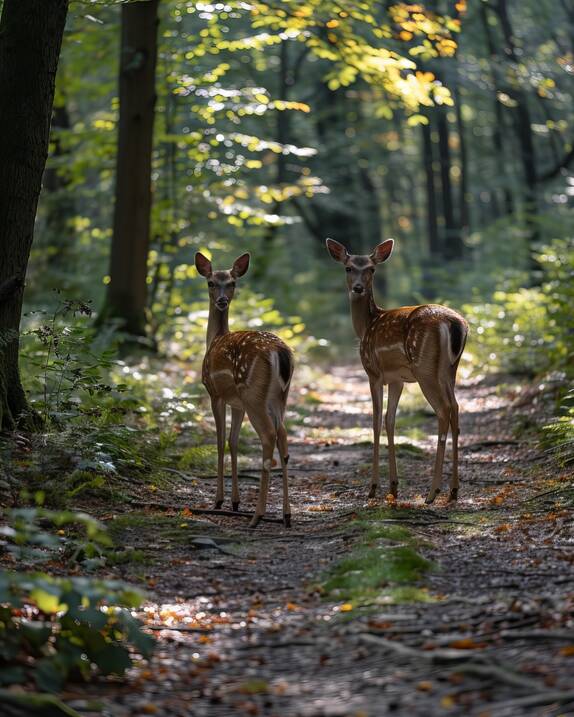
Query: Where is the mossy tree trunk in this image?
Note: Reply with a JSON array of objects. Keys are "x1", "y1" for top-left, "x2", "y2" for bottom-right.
[{"x1": 0, "y1": 0, "x2": 69, "y2": 431}]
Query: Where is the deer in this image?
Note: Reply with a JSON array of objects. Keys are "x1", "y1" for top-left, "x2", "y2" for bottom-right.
[
  {"x1": 195, "y1": 251, "x2": 294, "y2": 528},
  {"x1": 326, "y1": 238, "x2": 468, "y2": 505}
]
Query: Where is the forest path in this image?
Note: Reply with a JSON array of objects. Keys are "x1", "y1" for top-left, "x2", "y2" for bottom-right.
[{"x1": 70, "y1": 365, "x2": 573, "y2": 717}]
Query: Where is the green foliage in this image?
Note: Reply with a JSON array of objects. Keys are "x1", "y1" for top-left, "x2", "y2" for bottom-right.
[
  {"x1": 0, "y1": 572, "x2": 152, "y2": 692},
  {"x1": 463, "y1": 238, "x2": 574, "y2": 377},
  {"x1": 542, "y1": 388, "x2": 574, "y2": 468},
  {"x1": 1, "y1": 501, "x2": 111, "y2": 570},
  {"x1": 0, "y1": 507, "x2": 153, "y2": 693},
  {"x1": 22, "y1": 298, "x2": 124, "y2": 424}
]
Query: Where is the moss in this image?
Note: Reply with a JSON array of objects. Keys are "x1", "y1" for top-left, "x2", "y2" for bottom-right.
[{"x1": 319, "y1": 509, "x2": 434, "y2": 606}]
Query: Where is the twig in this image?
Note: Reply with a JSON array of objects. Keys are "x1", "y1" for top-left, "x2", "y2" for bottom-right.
[
  {"x1": 514, "y1": 487, "x2": 569, "y2": 505},
  {"x1": 498, "y1": 628, "x2": 574, "y2": 642},
  {"x1": 187, "y1": 507, "x2": 283, "y2": 524},
  {"x1": 237, "y1": 639, "x2": 318, "y2": 650},
  {"x1": 464, "y1": 440, "x2": 520, "y2": 451},
  {"x1": 453, "y1": 663, "x2": 543, "y2": 691},
  {"x1": 358, "y1": 633, "x2": 480, "y2": 663},
  {"x1": 146, "y1": 624, "x2": 212, "y2": 633},
  {"x1": 479, "y1": 690, "x2": 574, "y2": 712},
  {"x1": 124, "y1": 497, "x2": 283, "y2": 523}
]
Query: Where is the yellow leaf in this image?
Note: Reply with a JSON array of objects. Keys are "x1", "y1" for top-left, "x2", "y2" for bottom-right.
[
  {"x1": 340, "y1": 603, "x2": 353, "y2": 612},
  {"x1": 417, "y1": 680, "x2": 433, "y2": 691}
]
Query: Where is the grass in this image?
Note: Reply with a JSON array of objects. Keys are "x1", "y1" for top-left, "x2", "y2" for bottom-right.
[
  {"x1": 320, "y1": 508, "x2": 434, "y2": 607},
  {"x1": 179, "y1": 445, "x2": 218, "y2": 471}
]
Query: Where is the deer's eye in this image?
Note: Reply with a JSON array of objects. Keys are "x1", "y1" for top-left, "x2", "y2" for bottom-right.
[
  {"x1": 345, "y1": 267, "x2": 352, "y2": 273},
  {"x1": 208, "y1": 281, "x2": 215, "y2": 288}
]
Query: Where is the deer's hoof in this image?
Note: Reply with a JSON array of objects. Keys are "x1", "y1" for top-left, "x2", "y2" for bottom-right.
[
  {"x1": 448, "y1": 488, "x2": 458, "y2": 503},
  {"x1": 232, "y1": 502, "x2": 240, "y2": 512},
  {"x1": 424, "y1": 489, "x2": 440, "y2": 505},
  {"x1": 367, "y1": 484, "x2": 378, "y2": 499},
  {"x1": 249, "y1": 514, "x2": 262, "y2": 529},
  {"x1": 283, "y1": 513, "x2": 292, "y2": 528},
  {"x1": 214, "y1": 500, "x2": 223, "y2": 509}
]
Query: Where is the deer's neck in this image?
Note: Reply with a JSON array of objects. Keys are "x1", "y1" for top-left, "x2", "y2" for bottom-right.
[
  {"x1": 206, "y1": 304, "x2": 229, "y2": 349},
  {"x1": 350, "y1": 289, "x2": 380, "y2": 341}
]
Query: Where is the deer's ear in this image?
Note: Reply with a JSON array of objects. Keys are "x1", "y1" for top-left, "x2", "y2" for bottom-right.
[
  {"x1": 195, "y1": 252, "x2": 212, "y2": 277},
  {"x1": 370, "y1": 239, "x2": 394, "y2": 264},
  {"x1": 326, "y1": 238, "x2": 348, "y2": 264},
  {"x1": 231, "y1": 252, "x2": 250, "y2": 278}
]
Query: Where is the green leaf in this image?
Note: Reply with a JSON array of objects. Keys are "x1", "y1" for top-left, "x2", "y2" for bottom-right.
[{"x1": 92, "y1": 644, "x2": 131, "y2": 675}]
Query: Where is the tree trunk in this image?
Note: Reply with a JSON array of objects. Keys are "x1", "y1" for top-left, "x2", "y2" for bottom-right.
[
  {"x1": 421, "y1": 120, "x2": 440, "y2": 256},
  {"x1": 421, "y1": 119, "x2": 441, "y2": 298},
  {"x1": 480, "y1": 3, "x2": 514, "y2": 218},
  {"x1": 493, "y1": 0, "x2": 539, "y2": 269},
  {"x1": 43, "y1": 97, "x2": 76, "y2": 267},
  {"x1": 0, "y1": 0, "x2": 69, "y2": 431},
  {"x1": 102, "y1": 0, "x2": 159, "y2": 337},
  {"x1": 437, "y1": 110, "x2": 463, "y2": 260},
  {"x1": 453, "y1": 83, "x2": 470, "y2": 238}
]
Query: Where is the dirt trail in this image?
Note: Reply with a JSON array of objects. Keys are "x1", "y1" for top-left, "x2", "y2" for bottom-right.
[{"x1": 68, "y1": 366, "x2": 573, "y2": 717}]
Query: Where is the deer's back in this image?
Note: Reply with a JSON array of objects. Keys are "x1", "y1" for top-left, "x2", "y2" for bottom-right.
[{"x1": 361, "y1": 304, "x2": 468, "y2": 384}]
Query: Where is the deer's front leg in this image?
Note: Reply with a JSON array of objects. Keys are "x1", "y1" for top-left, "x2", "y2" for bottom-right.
[
  {"x1": 368, "y1": 378, "x2": 383, "y2": 499},
  {"x1": 385, "y1": 381, "x2": 404, "y2": 498},
  {"x1": 211, "y1": 397, "x2": 226, "y2": 508},
  {"x1": 228, "y1": 408, "x2": 244, "y2": 511}
]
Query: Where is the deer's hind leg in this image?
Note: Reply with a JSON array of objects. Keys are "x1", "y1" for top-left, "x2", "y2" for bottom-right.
[
  {"x1": 244, "y1": 403, "x2": 277, "y2": 528},
  {"x1": 276, "y1": 422, "x2": 291, "y2": 527},
  {"x1": 446, "y1": 371, "x2": 460, "y2": 503},
  {"x1": 228, "y1": 408, "x2": 244, "y2": 511},
  {"x1": 417, "y1": 378, "x2": 451, "y2": 505},
  {"x1": 385, "y1": 381, "x2": 404, "y2": 498}
]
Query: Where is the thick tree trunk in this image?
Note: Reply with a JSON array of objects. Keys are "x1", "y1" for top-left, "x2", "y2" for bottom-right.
[
  {"x1": 102, "y1": 0, "x2": 159, "y2": 337},
  {"x1": 0, "y1": 0, "x2": 69, "y2": 431}
]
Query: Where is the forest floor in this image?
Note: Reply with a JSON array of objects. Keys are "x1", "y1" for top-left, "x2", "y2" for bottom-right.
[{"x1": 48, "y1": 365, "x2": 574, "y2": 716}]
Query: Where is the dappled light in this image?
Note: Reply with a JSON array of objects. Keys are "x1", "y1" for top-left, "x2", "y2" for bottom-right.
[{"x1": 0, "y1": 0, "x2": 573, "y2": 715}]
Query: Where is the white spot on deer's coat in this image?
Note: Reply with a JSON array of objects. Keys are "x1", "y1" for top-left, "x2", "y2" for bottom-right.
[{"x1": 263, "y1": 459, "x2": 272, "y2": 471}]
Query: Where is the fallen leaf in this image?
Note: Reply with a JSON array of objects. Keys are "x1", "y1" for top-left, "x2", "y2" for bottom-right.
[
  {"x1": 449, "y1": 638, "x2": 487, "y2": 650},
  {"x1": 559, "y1": 645, "x2": 574, "y2": 656},
  {"x1": 417, "y1": 680, "x2": 433, "y2": 692}
]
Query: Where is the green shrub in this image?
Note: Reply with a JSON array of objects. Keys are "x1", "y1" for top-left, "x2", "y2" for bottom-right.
[
  {"x1": 0, "y1": 504, "x2": 154, "y2": 692},
  {"x1": 0, "y1": 572, "x2": 153, "y2": 692},
  {"x1": 463, "y1": 238, "x2": 574, "y2": 377},
  {"x1": 542, "y1": 388, "x2": 574, "y2": 468}
]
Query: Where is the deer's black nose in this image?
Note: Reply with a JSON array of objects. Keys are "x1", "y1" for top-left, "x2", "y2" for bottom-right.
[
  {"x1": 216, "y1": 297, "x2": 229, "y2": 309},
  {"x1": 352, "y1": 284, "x2": 364, "y2": 294}
]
